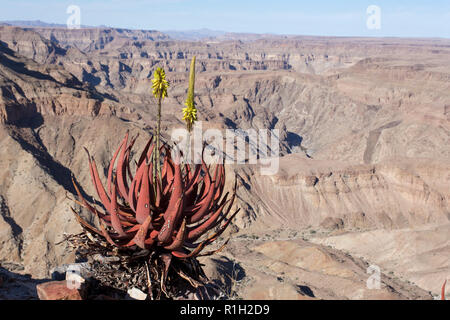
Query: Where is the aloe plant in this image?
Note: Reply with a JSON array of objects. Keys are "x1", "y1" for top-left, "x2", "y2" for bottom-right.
[
  {"x1": 72, "y1": 137, "x2": 238, "y2": 258},
  {"x1": 71, "y1": 59, "x2": 238, "y2": 297}
]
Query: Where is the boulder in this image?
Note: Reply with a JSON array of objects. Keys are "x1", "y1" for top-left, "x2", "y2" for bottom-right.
[{"x1": 36, "y1": 280, "x2": 84, "y2": 300}]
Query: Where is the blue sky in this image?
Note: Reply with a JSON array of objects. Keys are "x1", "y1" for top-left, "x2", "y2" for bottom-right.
[{"x1": 1, "y1": 0, "x2": 449, "y2": 38}]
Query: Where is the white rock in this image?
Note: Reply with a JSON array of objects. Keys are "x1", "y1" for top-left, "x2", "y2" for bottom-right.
[
  {"x1": 127, "y1": 287, "x2": 147, "y2": 300},
  {"x1": 65, "y1": 272, "x2": 85, "y2": 290}
]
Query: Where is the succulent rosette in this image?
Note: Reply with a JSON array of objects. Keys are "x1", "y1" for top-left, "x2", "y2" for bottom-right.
[{"x1": 72, "y1": 133, "x2": 239, "y2": 259}]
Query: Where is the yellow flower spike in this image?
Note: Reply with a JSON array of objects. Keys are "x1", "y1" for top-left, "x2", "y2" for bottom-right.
[
  {"x1": 182, "y1": 56, "x2": 197, "y2": 132},
  {"x1": 182, "y1": 103, "x2": 197, "y2": 132},
  {"x1": 152, "y1": 67, "x2": 169, "y2": 100}
]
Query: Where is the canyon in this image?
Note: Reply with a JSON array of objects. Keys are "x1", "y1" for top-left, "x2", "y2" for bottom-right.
[{"x1": 0, "y1": 25, "x2": 448, "y2": 299}]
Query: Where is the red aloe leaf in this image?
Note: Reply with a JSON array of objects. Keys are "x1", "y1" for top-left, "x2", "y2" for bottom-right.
[
  {"x1": 213, "y1": 164, "x2": 226, "y2": 202},
  {"x1": 205, "y1": 209, "x2": 240, "y2": 245},
  {"x1": 163, "y1": 175, "x2": 174, "y2": 197},
  {"x1": 115, "y1": 207, "x2": 138, "y2": 224},
  {"x1": 70, "y1": 207, "x2": 103, "y2": 236},
  {"x1": 155, "y1": 174, "x2": 162, "y2": 207},
  {"x1": 185, "y1": 161, "x2": 212, "y2": 213},
  {"x1": 211, "y1": 177, "x2": 237, "y2": 227},
  {"x1": 107, "y1": 136, "x2": 127, "y2": 196},
  {"x1": 129, "y1": 160, "x2": 146, "y2": 212},
  {"x1": 71, "y1": 176, "x2": 104, "y2": 218},
  {"x1": 185, "y1": 163, "x2": 202, "y2": 195},
  {"x1": 165, "y1": 218, "x2": 187, "y2": 251},
  {"x1": 108, "y1": 178, "x2": 126, "y2": 237},
  {"x1": 442, "y1": 280, "x2": 447, "y2": 300},
  {"x1": 184, "y1": 183, "x2": 198, "y2": 208},
  {"x1": 133, "y1": 215, "x2": 152, "y2": 249},
  {"x1": 99, "y1": 222, "x2": 120, "y2": 247},
  {"x1": 165, "y1": 155, "x2": 175, "y2": 185},
  {"x1": 158, "y1": 152, "x2": 184, "y2": 244},
  {"x1": 171, "y1": 241, "x2": 207, "y2": 259},
  {"x1": 158, "y1": 196, "x2": 184, "y2": 245},
  {"x1": 116, "y1": 133, "x2": 134, "y2": 201},
  {"x1": 186, "y1": 198, "x2": 229, "y2": 242},
  {"x1": 135, "y1": 163, "x2": 153, "y2": 224},
  {"x1": 144, "y1": 230, "x2": 159, "y2": 246},
  {"x1": 194, "y1": 161, "x2": 212, "y2": 204},
  {"x1": 187, "y1": 178, "x2": 215, "y2": 223},
  {"x1": 84, "y1": 148, "x2": 113, "y2": 212},
  {"x1": 197, "y1": 238, "x2": 230, "y2": 258},
  {"x1": 136, "y1": 137, "x2": 154, "y2": 168}
]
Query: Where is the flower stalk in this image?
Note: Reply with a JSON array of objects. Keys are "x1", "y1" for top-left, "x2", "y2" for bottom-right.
[
  {"x1": 183, "y1": 56, "x2": 197, "y2": 133},
  {"x1": 151, "y1": 67, "x2": 169, "y2": 183}
]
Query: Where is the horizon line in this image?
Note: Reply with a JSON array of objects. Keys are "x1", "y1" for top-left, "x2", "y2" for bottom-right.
[{"x1": 1, "y1": 19, "x2": 449, "y2": 41}]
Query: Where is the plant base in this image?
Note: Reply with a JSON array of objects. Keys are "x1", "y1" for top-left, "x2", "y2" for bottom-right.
[{"x1": 66, "y1": 231, "x2": 220, "y2": 300}]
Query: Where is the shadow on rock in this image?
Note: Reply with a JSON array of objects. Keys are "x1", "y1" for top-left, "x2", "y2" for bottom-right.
[
  {"x1": 202, "y1": 256, "x2": 246, "y2": 299},
  {"x1": 0, "y1": 266, "x2": 48, "y2": 300}
]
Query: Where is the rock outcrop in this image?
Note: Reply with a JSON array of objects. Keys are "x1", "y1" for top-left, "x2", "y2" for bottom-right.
[
  {"x1": 234, "y1": 155, "x2": 449, "y2": 230},
  {"x1": 0, "y1": 41, "x2": 117, "y2": 125}
]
